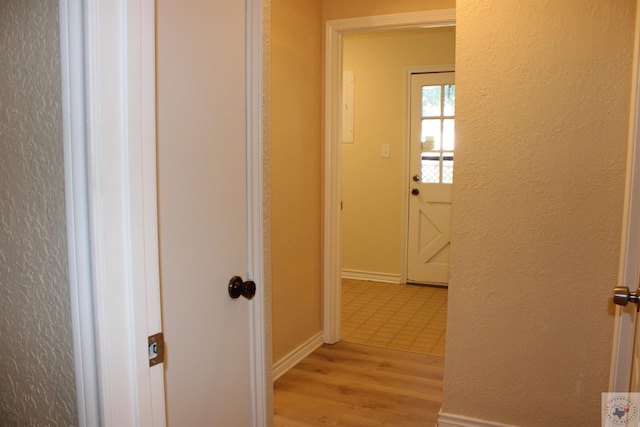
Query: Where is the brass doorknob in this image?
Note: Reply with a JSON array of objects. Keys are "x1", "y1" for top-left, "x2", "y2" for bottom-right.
[{"x1": 411, "y1": 188, "x2": 419, "y2": 196}]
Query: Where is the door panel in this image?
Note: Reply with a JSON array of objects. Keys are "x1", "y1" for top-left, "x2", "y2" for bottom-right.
[
  {"x1": 407, "y1": 72, "x2": 455, "y2": 285},
  {"x1": 156, "y1": 1, "x2": 252, "y2": 425}
]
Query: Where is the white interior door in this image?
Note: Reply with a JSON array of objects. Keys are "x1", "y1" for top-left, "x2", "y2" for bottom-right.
[
  {"x1": 156, "y1": 1, "x2": 255, "y2": 424},
  {"x1": 407, "y1": 71, "x2": 455, "y2": 285},
  {"x1": 610, "y1": 0, "x2": 640, "y2": 397}
]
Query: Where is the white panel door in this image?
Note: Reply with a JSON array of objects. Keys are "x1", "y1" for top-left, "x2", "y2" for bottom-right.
[
  {"x1": 156, "y1": 1, "x2": 253, "y2": 425},
  {"x1": 407, "y1": 72, "x2": 455, "y2": 285}
]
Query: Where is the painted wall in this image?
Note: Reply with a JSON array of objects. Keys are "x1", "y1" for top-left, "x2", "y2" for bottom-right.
[
  {"x1": 271, "y1": 0, "x2": 324, "y2": 362},
  {"x1": 323, "y1": 0, "x2": 455, "y2": 21},
  {"x1": 341, "y1": 28, "x2": 455, "y2": 279},
  {"x1": 442, "y1": 1, "x2": 635, "y2": 425},
  {"x1": 0, "y1": 1, "x2": 78, "y2": 424}
]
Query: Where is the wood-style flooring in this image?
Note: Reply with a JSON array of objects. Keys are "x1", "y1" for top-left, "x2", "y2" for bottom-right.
[{"x1": 273, "y1": 342, "x2": 444, "y2": 426}]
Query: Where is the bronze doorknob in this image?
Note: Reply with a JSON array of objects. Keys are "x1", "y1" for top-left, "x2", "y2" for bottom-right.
[{"x1": 228, "y1": 276, "x2": 256, "y2": 300}]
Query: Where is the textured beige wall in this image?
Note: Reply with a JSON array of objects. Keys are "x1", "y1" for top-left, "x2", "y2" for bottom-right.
[
  {"x1": 342, "y1": 28, "x2": 455, "y2": 277},
  {"x1": 442, "y1": 1, "x2": 635, "y2": 425},
  {"x1": 0, "y1": 1, "x2": 77, "y2": 424},
  {"x1": 271, "y1": 0, "x2": 323, "y2": 362},
  {"x1": 323, "y1": 0, "x2": 455, "y2": 21}
]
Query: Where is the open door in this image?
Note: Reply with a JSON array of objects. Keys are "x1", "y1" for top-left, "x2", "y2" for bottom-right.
[
  {"x1": 156, "y1": 0, "x2": 267, "y2": 424},
  {"x1": 610, "y1": 0, "x2": 640, "y2": 396},
  {"x1": 63, "y1": 0, "x2": 267, "y2": 425}
]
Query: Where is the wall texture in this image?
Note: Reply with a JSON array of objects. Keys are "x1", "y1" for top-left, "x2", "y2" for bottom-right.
[
  {"x1": 0, "y1": 0, "x2": 77, "y2": 424},
  {"x1": 442, "y1": 1, "x2": 635, "y2": 425},
  {"x1": 341, "y1": 28, "x2": 455, "y2": 279},
  {"x1": 271, "y1": 0, "x2": 324, "y2": 362}
]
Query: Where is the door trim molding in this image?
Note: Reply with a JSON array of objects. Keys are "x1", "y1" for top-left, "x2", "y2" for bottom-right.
[
  {"x1": 247, "y1": 0, "x2": 270, "y2": 424},
  {"x1": 59, "y1": 2, "x2": 100, "y2": 425},
  {"x1": 609, "y1": 0, "x2": 640, "y2": 392},
  {"x1": 62, "y1": 0, "x2": 165, "y2": 424},
  {"x1": 323, "y1": 9, "x2": 456, "y2": 343}
]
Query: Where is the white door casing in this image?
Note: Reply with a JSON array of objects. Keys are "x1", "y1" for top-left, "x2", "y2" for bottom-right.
[
  {"x1": 406, "y1": 71, "x2": 455, "y2": 285},
  {"x1": 324, "y1": 10, "x2": 456, "y2": 343},
  {"x1": 61, "y1": 0, "x2": 165, "y2": 424},
  {"x1": 61, "y1": 0, "x2": 268, "y2": 425}
]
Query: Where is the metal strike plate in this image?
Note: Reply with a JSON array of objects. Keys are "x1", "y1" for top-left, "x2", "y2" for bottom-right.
[{"x1": 148, "y1": 332, "x2": 165, "y2": 366}]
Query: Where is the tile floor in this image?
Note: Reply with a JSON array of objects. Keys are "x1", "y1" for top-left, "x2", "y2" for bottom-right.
[{"x1": 341, "y1": 279, "x2": 448, "y2": 357}]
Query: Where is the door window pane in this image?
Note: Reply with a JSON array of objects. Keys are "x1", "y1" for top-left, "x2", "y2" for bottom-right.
[
  {"x1": 421, "y1": 153, "x2": 440, "y2": 184},
  {"x1": 417, "y1": 80, "x2": 455, "y2": 184},
  {"x1": 443, "y1": 85, "x2": 455, "y2": 116},
  {"x1": 422, "y1": 86, "x2": 441, "y2": 117},
  {"x1": 421, "y1": 119, "x2": 441, "y2": 150},
  {"x1": 442, "y1": 119, "x2": 454, "y2": 151}
]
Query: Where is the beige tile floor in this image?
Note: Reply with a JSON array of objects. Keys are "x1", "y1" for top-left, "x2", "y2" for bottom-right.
[{"x1": 341, "y1": 279, "x2": 448, "y2": 357}]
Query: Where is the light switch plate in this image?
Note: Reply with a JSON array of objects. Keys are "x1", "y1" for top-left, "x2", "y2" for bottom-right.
[{"x1": 381, "y1": 144, "x2": 390, "y2": 158}]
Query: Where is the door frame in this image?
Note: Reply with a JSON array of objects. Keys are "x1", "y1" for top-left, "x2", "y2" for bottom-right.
[
  {"x1": 323, "y1": 9, "x2": 456, "y2": 343},
  {"x1": 60, "y1": 0, "x2": 269, "y2": 425},
  {"x1": 610, "y1": 0, "x2": 640, "y2": 392}
]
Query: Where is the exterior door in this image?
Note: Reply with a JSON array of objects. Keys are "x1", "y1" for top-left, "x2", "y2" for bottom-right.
[
  {"x1": 407, "y1": 71, "x2": 455, "y2": 285},
  {"x1": 157, "y1": 1, "x2": 255, "y2": 424}
]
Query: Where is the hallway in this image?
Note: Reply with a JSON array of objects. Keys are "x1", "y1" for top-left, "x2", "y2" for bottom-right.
[
  {"x1": 273, "y1": 341, "x2": 444, "y2": 426},
  {"x1": 273, "y1": 280, "x2": 447, "y2": 425}
]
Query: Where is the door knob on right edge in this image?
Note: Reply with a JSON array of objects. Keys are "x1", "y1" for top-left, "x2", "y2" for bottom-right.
[
  {"x1": 411, "y1": 188, "x2": 420, "y2": 196},
  {"x1": 228, "y1": 276, "x2": 256, "y2": 300},
  {"x1": 613, "y1": 286, "x2": 640, "y2": 311}
]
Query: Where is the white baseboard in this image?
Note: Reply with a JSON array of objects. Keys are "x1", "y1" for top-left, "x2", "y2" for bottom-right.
[
  {"x1": 272, "y1": 331, "x2": 324, "y2": 381},
  {"x1": 341, "y1": 269, "x2": 401, "y2": 284},
  {"x1": 437, "y1": 411, "x2": 516, "y2": 427}
]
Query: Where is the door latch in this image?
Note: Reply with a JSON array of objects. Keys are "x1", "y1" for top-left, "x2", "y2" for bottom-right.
[{"x1": 148, "y1": 332, "x2": 165, "y2": 366}]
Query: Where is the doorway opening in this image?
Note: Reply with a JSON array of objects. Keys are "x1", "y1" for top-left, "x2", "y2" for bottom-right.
[
  {"x1": 338, "y1": 28, "x2": 454, "y2": 356},
  {"x1": 322, "y1": 9, "x2": 456, "y2": 347}
]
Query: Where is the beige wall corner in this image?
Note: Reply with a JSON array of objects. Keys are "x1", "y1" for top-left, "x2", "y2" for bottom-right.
[{"x1": 443, "y1": 1, "x2": 635, "y2": 425}]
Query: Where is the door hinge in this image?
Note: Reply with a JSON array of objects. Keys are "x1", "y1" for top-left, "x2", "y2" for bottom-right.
[{"x1": 148, "y1": 332, "x2": 165, "y2": 367}]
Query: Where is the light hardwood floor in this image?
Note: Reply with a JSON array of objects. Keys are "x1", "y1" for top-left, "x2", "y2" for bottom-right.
[{"x1": 273, "y1": 342, "x2": 444, "y2": 426}]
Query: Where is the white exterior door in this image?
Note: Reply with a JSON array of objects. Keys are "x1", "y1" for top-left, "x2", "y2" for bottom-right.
[
  {"x1": 157, "y1": 0, "x2": 257, "y2": 424},
  {"x1": 407, "y1": 71, "x2": 455, "y2": 285}
]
